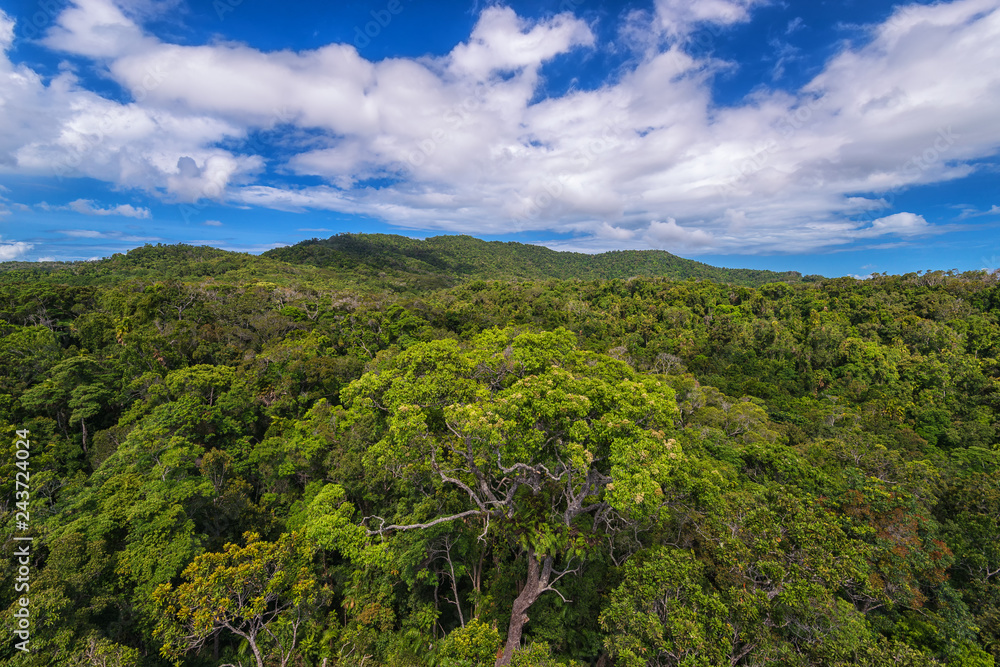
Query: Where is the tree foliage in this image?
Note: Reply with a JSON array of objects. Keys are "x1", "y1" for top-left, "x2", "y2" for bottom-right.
[{"x1": 1, "y1": 246, "x2": 999, "y2": 667}]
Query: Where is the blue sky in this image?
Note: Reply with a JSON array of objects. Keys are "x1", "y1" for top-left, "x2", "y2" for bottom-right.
[{"x1": 0, "y1": 0, "x2": 998, "y2": 277}]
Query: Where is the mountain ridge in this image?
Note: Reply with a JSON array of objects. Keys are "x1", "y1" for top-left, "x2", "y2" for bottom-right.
[
  {"x1": 261, "y1": 233, "x2": 816, "y2": 287},
  {"x1": 0, "y1": 233, "x2": 818, "y2": 289}
]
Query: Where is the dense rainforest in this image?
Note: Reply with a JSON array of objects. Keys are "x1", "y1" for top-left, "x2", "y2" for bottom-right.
[{"x1": 1, "y1": 237, "x2": 998, "y2": 667}]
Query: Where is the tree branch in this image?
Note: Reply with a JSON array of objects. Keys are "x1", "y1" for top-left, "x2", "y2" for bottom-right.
[{"x1": 365, "y1": 509, "x2": 486, "y2": 535}]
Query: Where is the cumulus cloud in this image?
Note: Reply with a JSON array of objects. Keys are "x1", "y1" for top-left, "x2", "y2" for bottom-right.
[
  {"x1": 1, "y1": 3, "x2": 254, "y2": 199},
  {"x1": 645, "y1": 218, "x2": 715, "y2": 249},
  {"x1": 447, "y1": 7, "x2": 595, "y2": 78},
  {"x1": 165, "y1": 154, "x2": 252, "y2": 203},
  {"x1": 654, "y1": 0, "x2": 766, "y2": 37},
  {"x1": 1, "y1": 0, "x2": 999, "y2": 255},
  {"x1": 863, "y1": 212, "x2": 931, "y2": 236},
  {"x1": 0, "y1": 238, "x2": 33, "y2": 260},
  {"x1": 41, "y1": 0, "x2": 151, "y2": 58}
]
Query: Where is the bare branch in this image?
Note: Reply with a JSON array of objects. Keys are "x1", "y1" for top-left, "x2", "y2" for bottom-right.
[
  {"x1": 478, "y1": 513, "x2": 491, "y2": 543},
  {"x1": 430, "y1": 444, "x2": 489, "y2": 512},
  {"x1": 497, "y1": 457, "x2": 563, "y2": 482},
  {"x1": 544, "y1": 562, "x2": 580, "y2": 592},
  {"x1": 365, "y1": 509, "x2": 485, "y2": 535},
  {"x1": 547, "y1": 587, "x2": 572, "y2": 604}
]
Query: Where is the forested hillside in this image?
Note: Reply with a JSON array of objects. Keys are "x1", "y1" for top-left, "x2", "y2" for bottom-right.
[
  {"x1": 0, "y1": 237, "x2": 808, "y2": 293},
  {"x1": 0, "y1": 245, "x2": 333, "y2": 288},
  {"x1": 2, "y1": 248, "x2": 999, "y2": 667},
  {"x1": 264, "y1": 233, "x2": 811, "y2": 288}
]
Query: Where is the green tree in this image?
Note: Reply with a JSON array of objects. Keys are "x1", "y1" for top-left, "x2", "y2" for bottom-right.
[
  {"x1": 317, "y1": 328, "x2": 682, "y2": 665},
  {"x1": 153, "y1": 532, "x2": 327, "y2": 667},
  {"x1": 600, "y1": 546, "x2": 728, "y2": 667},
  {"x1": 21, "y1": 355, "x2": 114, "y2": 454}
]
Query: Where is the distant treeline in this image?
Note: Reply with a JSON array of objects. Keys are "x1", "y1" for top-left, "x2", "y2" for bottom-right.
[{"x1": 0, "y1": 234, "x2": 813, "y2": 289}]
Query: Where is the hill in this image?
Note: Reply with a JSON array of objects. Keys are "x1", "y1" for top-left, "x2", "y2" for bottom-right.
[
  {"x1": 0, "y1": 244, "x2": 334, "y2": 287},
  {"x1": 262, "y1": 233, "x2": 814, "y2": 287},
  {"x1": 0, "y1": 234, "x2": 815, "y2": 290}
]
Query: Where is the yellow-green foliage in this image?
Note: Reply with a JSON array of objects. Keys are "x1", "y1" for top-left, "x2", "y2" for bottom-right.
[{"x1": 439, "y1": 619, "x2": 502, "y2": 667}]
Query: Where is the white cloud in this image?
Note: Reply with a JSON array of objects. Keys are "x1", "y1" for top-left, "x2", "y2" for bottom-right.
[
  {"x1": 872, "y1": 212, "x2": 930, "y2": 236},
  {"x1": 447, "y1": 6, "x2": 595, "y2": 79},
  {"x1": 1, "y1": 2, "x2": 254, "y2": 198},
  {"x1": 0, "y1": 238, "x2": 33, "y2": 260},
  {"x1": 958, "y1": 204, "x2": 1000, "y2": 219},
  {"x1": 0, "y1": 10, "x2": 14, "y2": 51},
  {"x1": 596, "y1": 222, "x2": 636, "y2": 241},
  {"x1": 41, "y1": 0, "x2": 150, "y2": 58},
  {"x1": 57, "y1": 229, "x2": 162, "y2": 242},
  {"x1": 863, "y1": 211, "x2": 931, "y2": 236},
  {"x1": 61, "y1": 229, "x2": 105, "y2": 238},
  {"x1": 67, "y1": 199, "x2": 151, "y2": 218},
  {"x1": 654, "y1": 0, "x2": 767, "y2": 38},
  {"x1": 645, "y1": 218, "x2": 715, "y2": 249},
  {"x1": 0, "y1": 0, "x2": 997, "y2": 255},
  {"x1": 165, "y1": 154, "x2": 251, "y2": 203},
  {"x1": 203, "y1": 219, "x2": 223, "y2": 226}
]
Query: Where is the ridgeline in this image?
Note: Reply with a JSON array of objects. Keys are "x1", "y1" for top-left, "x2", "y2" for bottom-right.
[
  {"x1": 0, "y1": 233, "x2": 815, "y2": 289},
  {"x1": 262, "y1": 233, "x2": 813, "y2": 287}
]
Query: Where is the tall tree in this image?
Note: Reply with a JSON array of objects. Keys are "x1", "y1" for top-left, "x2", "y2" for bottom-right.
[
  {"x1": 316, "y1": 327, "x2": 683, "y2": 665},
  {"x1": 153, "y1": 532, "x2": 327, "y2": 667}
]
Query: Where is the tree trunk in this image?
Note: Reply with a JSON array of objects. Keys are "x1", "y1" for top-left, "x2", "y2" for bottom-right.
[
  {"x1": 496, "y1": 548, "x2": 552, "y2": 666},
  {"x1": 228, "y1": 626, "x2": 265, "y2": 667},
  {"x1": 249, "y1": 637, "x2": 264, "y2": 667}
]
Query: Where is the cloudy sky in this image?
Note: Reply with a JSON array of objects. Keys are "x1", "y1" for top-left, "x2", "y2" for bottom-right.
[{"x1": 0, "y1": 0, "x2": 998, "y2": 275}]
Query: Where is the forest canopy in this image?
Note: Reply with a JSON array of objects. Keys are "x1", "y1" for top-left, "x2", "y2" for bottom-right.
[{"x1": 1, "y1": 239, "x2": 998, "y2": 667}]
